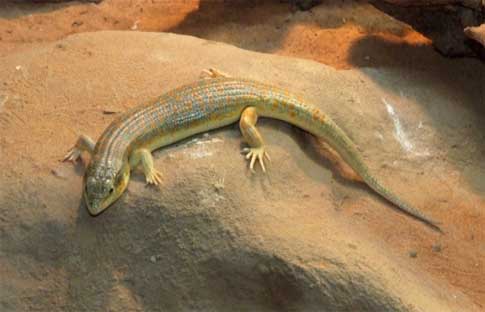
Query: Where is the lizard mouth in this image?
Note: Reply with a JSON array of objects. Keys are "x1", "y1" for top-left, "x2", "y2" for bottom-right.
[{"x1": 83, "y1": 191, "x2": 106, "y2": 216}]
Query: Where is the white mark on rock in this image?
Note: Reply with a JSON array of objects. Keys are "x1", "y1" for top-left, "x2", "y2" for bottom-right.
[
  {"x1": 181, "y1": 136, "x2": 223, "y2": 159},
  {"x1": 149, "y1": 254, "x2": 161, "y2": 263},
  {"x1": 185, "y1": 149, "x2": 213, "y2": 159},
  {"x1": 382, "y1": 97, "x2": 431, "y2": 158},
  {"x1": 131, "y1": 20, "x2": 140, "y2": 30},
  {"x1": 15, "y1": 65, "x2": 22, "y2": 71},
  {"x1": 195, "y1": 138, "x2": 223, "y2": 145},
  {"x1": 382, "y1": 97, "x2": 413, "y2": 153}
]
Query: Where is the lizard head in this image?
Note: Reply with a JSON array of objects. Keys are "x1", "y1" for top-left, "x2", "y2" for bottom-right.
[{"x1": 83, "y1": 161, "x2": 130, "y2": 215}]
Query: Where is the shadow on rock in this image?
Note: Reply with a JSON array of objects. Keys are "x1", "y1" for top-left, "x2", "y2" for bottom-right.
[
  {"x1": 10, "y1": 183, "x2": 407, "y2": 311},
  {"x1": 167, "y1": 0, "x2": 361, "y2": 55},
  {"x1": 0, "y1": 1, "x2": 86, "y2": 19},
  {"x1": 369, "y1": 1, "x2": 485, "y2": 57},
  {"x1": 348, "y1": 35, "x2": 485, "y2": 195}
]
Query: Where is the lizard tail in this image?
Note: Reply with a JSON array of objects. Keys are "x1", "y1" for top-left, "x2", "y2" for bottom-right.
[
  {"x1": 255, "y1": 87, "x2": 441, "y2": 232},
  {"x1": 315, "y1": 117, "x2": 442, "y2": 232}
]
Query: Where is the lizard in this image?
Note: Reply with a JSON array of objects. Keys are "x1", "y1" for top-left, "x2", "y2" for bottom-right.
[{"x1": 64, "y1": 68, "x2": 441, "y2": 232}]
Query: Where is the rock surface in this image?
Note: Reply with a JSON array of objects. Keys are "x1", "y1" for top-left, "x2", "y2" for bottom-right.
[{"x1": 0, "y1": 31, "x2": 484, "y2": 311}]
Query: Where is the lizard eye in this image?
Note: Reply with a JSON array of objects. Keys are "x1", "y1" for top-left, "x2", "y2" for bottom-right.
[{"x1": 109, "y1": 188, "x2": 114, "y2": 194}]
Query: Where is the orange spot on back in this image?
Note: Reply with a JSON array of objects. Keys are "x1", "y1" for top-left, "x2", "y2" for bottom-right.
[{"x1": 312, "y1": 110, "x2": 319, "y2": 120}]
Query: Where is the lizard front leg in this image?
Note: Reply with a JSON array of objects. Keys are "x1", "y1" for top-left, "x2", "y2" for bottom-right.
[
  {"x1": 63, "y1": 134, "x2": 95, "y2": 163},
  {"x1": 130, "y1": 149, "x2": 163, "y2": 185},
  {"x1": 239, "y1": 107, "x2": 270, "y2": 173}
]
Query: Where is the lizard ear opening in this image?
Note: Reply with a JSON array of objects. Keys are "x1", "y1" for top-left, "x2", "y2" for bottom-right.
[{"x1": 114, "y1": 167, "x2": 130, "y2": 194}]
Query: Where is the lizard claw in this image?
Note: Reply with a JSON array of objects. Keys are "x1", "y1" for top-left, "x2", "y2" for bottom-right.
[
  {"x1": 200, "y1": 68, "x2": 230, "y2": 79},
  {"x1": 242, "y1": 147, "x2": 270, "y2": 173},
  {"x1": 146, "y1": 169, "x2": 163, "y2": 185},
  {"x1": 63, "y1": 147, "x2": 82, "y2": 163}
]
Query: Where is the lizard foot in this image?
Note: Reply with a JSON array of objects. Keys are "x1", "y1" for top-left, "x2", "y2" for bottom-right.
[
  {"x1": 242, "y1": 147, "x2": 271, "y2": 173},
  {"x1": 145, "y1": 169, "x2": 163, "y2": 185},
  {"x1": 63, "y1": 147, "x2": 82, "y2": 163},
  {"x1": 62, "y1": 134, "x2": 94, "y2": 164},
  {"x1": 200, "y1": 68, "x2": 230, "y2": 79}
]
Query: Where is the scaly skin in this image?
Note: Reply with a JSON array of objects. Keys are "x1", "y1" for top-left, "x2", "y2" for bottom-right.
[{"x1": 65, "y1": 72, "x2": 441, "y2": 232}]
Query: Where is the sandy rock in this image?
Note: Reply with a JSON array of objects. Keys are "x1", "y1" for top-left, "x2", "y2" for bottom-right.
[{"x1": 0, "y1": 31, "x2": 483, "y2": 311}]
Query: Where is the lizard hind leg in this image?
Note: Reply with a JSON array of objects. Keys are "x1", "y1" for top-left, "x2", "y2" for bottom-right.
[
  {"x1": 239, "y1": 107, "x2": 271, "y2": 173},
  {"x1": 63, "y1": 134, "x2": 95, "y2": 163},
  {"x1": 130, "y1": 149, "x2": 163, "y2": 185}
]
